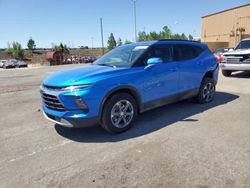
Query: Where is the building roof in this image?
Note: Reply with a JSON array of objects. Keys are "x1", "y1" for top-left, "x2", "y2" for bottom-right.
[{"x1": 202, "y1": 3, "x2": 250, "y2": 18}]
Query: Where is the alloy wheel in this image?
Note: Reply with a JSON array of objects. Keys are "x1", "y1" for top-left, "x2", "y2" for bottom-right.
[
  {"x1": 203, "y1": 82, "x2": 215, "y2": 102},
  {"x1": 111, "y1": 100, "x2": 134, "y2": 128}
]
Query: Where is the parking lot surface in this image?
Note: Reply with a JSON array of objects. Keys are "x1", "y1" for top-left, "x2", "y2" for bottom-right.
[{"x1": 0, "y1": 65, "x2": 250, "y2": 188}]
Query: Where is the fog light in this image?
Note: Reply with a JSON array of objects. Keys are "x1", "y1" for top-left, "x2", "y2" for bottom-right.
[{"x1": 75, "y1": 98, "x2": 88, "y2": 111}]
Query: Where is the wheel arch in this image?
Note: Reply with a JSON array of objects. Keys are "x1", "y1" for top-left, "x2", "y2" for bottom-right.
[
  {"x1": 202, "y1": 67, "x2": 218, "y2": 84},
  {"x1": 203, "y1": 71, "x2": 213, "y2": 79},
  {"x1": 98, "y1": 85, "x2": 142, "y2": 122}
]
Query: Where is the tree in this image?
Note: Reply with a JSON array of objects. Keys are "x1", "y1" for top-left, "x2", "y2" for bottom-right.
[
  {"x1": 138, "y1": 31, "x2": 147, "y2": 42},
  {"x1": 188, "y1": 34, "x2": 194, "y2": 41},
  {"x1": 52, "y1": 43, "x2": 70, "y2": 62},
  {"x1": 27, "y1": 37, "x2": 36, "y2": 52},
  {"x1": 171, "y1": 33, "x2": 181, "y2": 39},
  {"x1": 136, "y1": 25, "x2": 195, "y2": 41},
  {"x1": 63, "y1": 44, "x2": 70, "y2": 56},
  {"x1": 52, "y1": 43, "x2": 69, "y2": 53},
  {"x1": 147, "y1": 31, "x2": 161, "y2": 40},
  {"x1": 107, "y1": 33, "x2": 116, "y2": 50},
  {"x1": 52, "y1": 43, "x2": 60, "y2": 51},
  {"x1": 162, "y1": 26, "x2": 171, "y2": 39},
  {"x1": 124, "y1": 40, "x2": 132, "y2": 44},
  {"x1": 6, "y1": 42, "x2": 24, "y2": 59},
  {"x1": 117, "y1": 38, "x2": 123, "y2": 46},
  {"x1": 181, "y1": 33, "x2": 188, "y2": 40}
]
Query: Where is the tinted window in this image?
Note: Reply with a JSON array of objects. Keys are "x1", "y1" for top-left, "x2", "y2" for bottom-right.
[
  {"x1": 143, "y1": 45, "x2": 173, "y2": 64},
  {"x1": 173, "y1": 44, "x2": 203, "y2": 61}
]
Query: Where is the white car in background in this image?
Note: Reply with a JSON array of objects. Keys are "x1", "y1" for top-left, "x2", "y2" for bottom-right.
[
  {"x1": 220, "y1": 38, "x2": 250, "y2": 76},
  {"x1": 0, "y1": 60, "x2": 7, "y2": 68}
]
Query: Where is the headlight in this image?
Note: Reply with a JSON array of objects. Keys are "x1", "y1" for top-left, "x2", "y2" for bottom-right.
[
  {"x1": 40, "y1": 84, "x2": 45, "y2": 91},
  {"x1": 62, "y1": 84, "x2": 92, "y2": 92}
]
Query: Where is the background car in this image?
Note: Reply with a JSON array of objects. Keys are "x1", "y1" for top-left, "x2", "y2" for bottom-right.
[
  {"x1": 3, "y1": 59, "x2": 16, "y2": 69},
  {"x1": 214, "y1": 48, "x2": 233, "y2": 54},
  {"x1": 0, "y1": 60, "x2": 7, "y2": 68},
  {"x1": 83, "y1": 56, "x2": 97, "y2": 63},
  {"x1": 13, "y1": 60, "x2": 28, "y2": 68},
  {"x1": 213, "y1": 48, "x2": 233, "y2": 63},
  {"x1": 220, "y1": 38, "x2": 250, "y2": 76}
]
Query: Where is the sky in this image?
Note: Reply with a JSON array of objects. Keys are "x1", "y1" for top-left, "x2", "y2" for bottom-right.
[{"x1": 0, "y1": 0, "x2": 249, "y2": 48}]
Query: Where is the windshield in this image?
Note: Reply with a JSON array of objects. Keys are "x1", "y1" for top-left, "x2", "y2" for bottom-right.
[
  {"x1": 93, "y1": 45, "x2": 149, "y2": 67},
  {"x1": 235, "y1": 40, "x2": 250, "y2": 50}
]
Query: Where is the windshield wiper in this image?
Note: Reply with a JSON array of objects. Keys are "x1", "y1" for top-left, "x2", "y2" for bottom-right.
[{"x1": 96, "y1": 63, "x2": 116, "y2": 68}]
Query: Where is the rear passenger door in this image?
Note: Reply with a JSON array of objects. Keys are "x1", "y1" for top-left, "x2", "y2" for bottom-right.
[{"x1": 173, "y1": 44, "x2": 204, "y2": 92}]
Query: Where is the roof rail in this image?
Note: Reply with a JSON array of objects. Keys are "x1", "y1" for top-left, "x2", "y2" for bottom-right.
[{"x1": 158, "y1": 39, "x2": 201, "y2": 43}]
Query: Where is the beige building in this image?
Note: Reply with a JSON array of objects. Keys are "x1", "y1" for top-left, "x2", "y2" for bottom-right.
[{"x1": 201, "y1": 4, "x2": 250, "y2": 51}]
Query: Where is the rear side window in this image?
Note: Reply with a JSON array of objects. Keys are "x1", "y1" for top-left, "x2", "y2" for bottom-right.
[{"x1": 173, "y1": 44, "x2": 203, "y2": 61}]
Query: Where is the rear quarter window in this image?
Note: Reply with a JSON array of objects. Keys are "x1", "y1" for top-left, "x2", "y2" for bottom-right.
[{"x1": 173, "y1": 44, "x2": 203, "y2": 61}]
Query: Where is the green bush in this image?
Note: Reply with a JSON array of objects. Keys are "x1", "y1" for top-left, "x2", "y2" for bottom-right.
[{"x1": 6, "y1": 42, "x2": 24, "y2": 59}]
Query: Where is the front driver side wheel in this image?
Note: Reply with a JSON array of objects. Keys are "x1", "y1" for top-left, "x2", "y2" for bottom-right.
[
  {"x1": 222, "y1": 70, "x2": 232, "y2": 77},
  {"x1": 101, "y1": 92, "x2": 137, "y2": 133}
]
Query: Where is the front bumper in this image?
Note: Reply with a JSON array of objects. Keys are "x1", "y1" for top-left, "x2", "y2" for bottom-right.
[
  {"x1": 40, "y1": 84, "x2": 103, "y2": 128},
  {"x1": 42, "y1": 106, "x2": 99, "y2": 128},
  {"x1": 220, "y1": 63, "x2": 250, "y2": 71}
]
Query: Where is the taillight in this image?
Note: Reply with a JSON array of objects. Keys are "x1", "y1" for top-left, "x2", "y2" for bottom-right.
[{"x1": 214, "y1": 53, "x2": 222, "y2": 63}]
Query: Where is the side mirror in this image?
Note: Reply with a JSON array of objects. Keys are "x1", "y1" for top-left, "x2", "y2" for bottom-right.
[{"x1": 144, "y1": 57, "x2": 163, "y2": 70}]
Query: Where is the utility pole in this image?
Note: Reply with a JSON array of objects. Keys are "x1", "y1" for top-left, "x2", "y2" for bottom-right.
[
  {"x1": 100, "y1": 18, "x2": 104, "y2": 55},
  {"x1": 132, "y1": 0, "x2": 137, "y2": 42},
  {"x1": 91, "y1": 37, "x2": 94, "y2": 55}
]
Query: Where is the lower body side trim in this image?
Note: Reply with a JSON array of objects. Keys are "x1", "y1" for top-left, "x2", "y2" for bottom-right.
[{"x1": 141, "y1": 88, "x2": 199, "y2": 113}]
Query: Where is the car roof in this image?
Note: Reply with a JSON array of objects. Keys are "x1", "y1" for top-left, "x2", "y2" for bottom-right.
[{"x1": 129, "y1": 39, "x2": 206, "y2": 48}]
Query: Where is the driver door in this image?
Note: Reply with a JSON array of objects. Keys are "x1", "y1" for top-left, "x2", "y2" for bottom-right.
[{"x1": 138, "y1": 44, "x2": 179, "y2": 106}]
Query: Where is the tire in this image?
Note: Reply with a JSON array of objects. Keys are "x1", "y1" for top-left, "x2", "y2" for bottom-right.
[
  {"x1": 197, "y1": 77, "x2": 216, "y2": 104},
  {"x1": 222, "y1": 70, "x2": 232, "y2": 77},
  {"x1": 101, "y1": 92, "x2": 138, "y2": 133}
]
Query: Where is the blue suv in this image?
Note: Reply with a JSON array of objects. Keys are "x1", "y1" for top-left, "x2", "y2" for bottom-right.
[{"x1": 40, "y1": 40, "x2": 218, "y2": 133}]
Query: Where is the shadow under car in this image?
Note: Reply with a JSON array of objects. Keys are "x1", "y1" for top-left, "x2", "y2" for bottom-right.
[{"x1": 55, "y1": 91, "x2": 239, "y2": 143}]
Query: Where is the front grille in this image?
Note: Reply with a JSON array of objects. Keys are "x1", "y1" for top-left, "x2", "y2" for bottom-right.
[
  {"x1": 43, "y1": 85, "x2": 64, "y2": 91},
  {"x1": 244, "y1": 59, "x2": 250, "y2": 63},
  {"x1": 41, "y1": 92, "x2": 65, "y2": 111},
  {"x1": 224, "y1": 58, "x2": 241, "y2": 64},
  {"x1": 223, "y1": 54, "x2": 250, "y2": 64}
]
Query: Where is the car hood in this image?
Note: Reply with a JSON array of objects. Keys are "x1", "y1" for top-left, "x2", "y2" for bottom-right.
[
  {"x1": 223, "y1": 49, "x2": 250, "y2": 56},
  {"x1": 43, "y1": 65, "x2": 131, "y2": 87}
]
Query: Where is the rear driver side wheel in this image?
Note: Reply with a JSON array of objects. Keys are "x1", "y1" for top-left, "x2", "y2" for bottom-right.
[
  {"x1": 101, "y1": 92, "x2": 138, "y2": 133},
  {"x1": 197, "y1": 78, "x2": 215, "y2": 104}
]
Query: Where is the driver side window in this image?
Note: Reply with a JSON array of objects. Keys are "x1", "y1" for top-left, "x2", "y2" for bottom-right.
[{"x1": 143, "y1": 44, "x2": 173, "y2": 65}]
